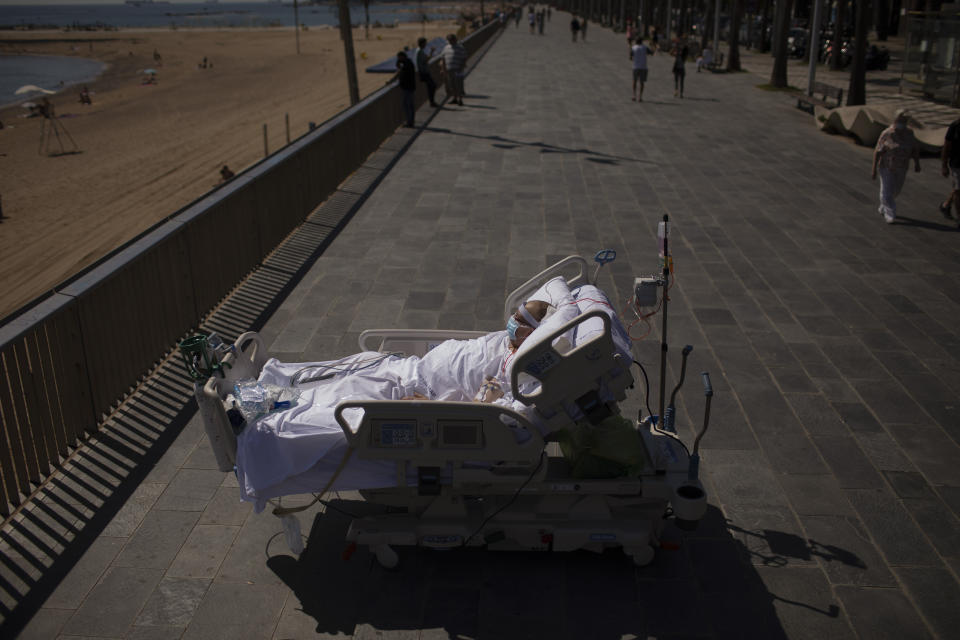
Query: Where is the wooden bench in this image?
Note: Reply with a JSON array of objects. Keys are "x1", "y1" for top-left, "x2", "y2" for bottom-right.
[
  {"x1": 797, "y1": 82, "x2": 843, "y2": 113},
  {"x1": 706, "y1": 52, "x2": 725, "y2": 72}
]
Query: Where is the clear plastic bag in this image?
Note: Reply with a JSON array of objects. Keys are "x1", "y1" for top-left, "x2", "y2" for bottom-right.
[{"x1": 233, "y1": 379, "x2": 301, "y2": 423}]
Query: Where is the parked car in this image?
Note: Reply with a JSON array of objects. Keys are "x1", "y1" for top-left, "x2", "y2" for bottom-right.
[{"x1": 788, "y1": 27, "x2": 808, "y2": 58}]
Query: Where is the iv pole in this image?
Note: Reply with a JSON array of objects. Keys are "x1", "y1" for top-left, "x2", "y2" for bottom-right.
[{"x1": 658, "y1": 213, "x2": 669, "y2": 422}]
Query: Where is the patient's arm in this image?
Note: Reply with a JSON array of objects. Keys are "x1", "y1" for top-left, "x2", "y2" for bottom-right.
[{"x1": 474, "y1": 376, "x2": 504, "y2": 403}]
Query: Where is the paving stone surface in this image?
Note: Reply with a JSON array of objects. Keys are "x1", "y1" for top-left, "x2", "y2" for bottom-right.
[{"x1": 4, "y1": 12, "x2": 960, "y2": 640}]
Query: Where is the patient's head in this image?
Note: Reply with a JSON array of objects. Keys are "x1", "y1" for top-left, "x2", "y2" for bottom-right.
[{"x1": 507, "y1": 300, "x2": 549, "y2": 350}]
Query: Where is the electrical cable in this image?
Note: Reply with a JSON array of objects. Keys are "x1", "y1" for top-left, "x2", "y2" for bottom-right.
[
  {"x1": 633, "y1": 359, "x2": 691, "y2": 456},
  {"x1": 271, "y1": 447, "x2": 355, "y2": 516},
  {"x1": 633, "y1": 359, "x2": 653, "y2": 420},
  {"x1": 317, "y1": 498, "x2": 362, "y2": 520},
  {"x1": 461, "y1": 452, "x2": 546, "y2": 548}
]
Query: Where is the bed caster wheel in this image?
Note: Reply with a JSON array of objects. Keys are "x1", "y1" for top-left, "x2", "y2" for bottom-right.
[
  {"x1": 374, "y1": 544, "x2": 399, "y2": 569},
  {"x1": 626, "y1": 545, "x2": 655, "y2": 567}
]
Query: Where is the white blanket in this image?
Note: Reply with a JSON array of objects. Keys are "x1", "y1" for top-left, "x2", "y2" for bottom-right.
[
  {"x1": 237, "y1": 331, "x2": 512, "y2": 502},
  {"x1": 236, "y1": 278, "x2": 632, "y2": 510}
]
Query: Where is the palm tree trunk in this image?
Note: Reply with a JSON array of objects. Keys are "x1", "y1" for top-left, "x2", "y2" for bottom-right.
[
  {"x1": 760, "y1": 0, "x2": 772, "y2": 51},
  {"x1": 728, "y1": 0, "x2": 744, "y2": 70},
  {"x1": 847, "y1": 0, "x2": 869, "y2": 104},
  {"x1": 831, "y1": 0, "x2": 847, "y2": 69},
  {"x1": 770, "y1": 0, "x2": 794, "y2": 86}
]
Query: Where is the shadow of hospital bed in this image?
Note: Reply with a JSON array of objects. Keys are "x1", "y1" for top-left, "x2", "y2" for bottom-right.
[{"x1": 262, "y1": 501, "x2": 861, "y2": 638}]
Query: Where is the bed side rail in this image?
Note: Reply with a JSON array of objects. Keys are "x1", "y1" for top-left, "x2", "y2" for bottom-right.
[
  {"x1": 334, "y1": 400, "x2": 544, "y2": 469},
  {"x1": 511, "y1": 310, "x2": 633, "y2": 432},
  {"x1": 197, "y1": 331, "x2": 270, "y2": 472},
  {"x1": 358, "y1": 329, "x2": 488, "y2": 356},
  {"x1": 503, "y1": 255, "x2": 589, "y2": 320}
]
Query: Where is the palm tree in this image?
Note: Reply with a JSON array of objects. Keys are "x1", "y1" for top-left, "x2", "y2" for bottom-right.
[
  {"x1": 770, "y1": 0, "x2": 794, "y2": 87},
  {"x1": 831, "y1": 0, "x2": 848, "y2": 70},
  {"x1": 727, "y1": 0, "x2": 744, "y2": 70},
  {"x1": 847, "y1": 0, "x2": 869, "y2": 104}
]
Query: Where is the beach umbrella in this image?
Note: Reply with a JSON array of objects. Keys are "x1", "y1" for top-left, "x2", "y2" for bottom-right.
[
  {"x1": 140, "y1": 68, "x2": 158, "y2": 75},
  {"x1": 14, "y1": 84, "x2": 55, "y2": 96}
]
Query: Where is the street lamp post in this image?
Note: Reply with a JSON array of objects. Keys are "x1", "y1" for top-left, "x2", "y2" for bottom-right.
[{"x1": 337, "y1": 0, "x2": 360, "y2": 105}]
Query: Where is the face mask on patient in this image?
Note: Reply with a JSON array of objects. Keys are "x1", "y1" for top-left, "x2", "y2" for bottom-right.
[{"x1": 507, "y1": 301, "x2": 549, "y2": 350}]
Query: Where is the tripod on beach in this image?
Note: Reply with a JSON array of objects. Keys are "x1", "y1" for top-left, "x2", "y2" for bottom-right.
[{"x1": 37, "y1": 99, "x2": 80, "y2": 157}]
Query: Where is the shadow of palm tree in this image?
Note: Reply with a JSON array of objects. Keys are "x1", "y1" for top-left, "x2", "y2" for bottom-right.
[
  {"x1": 423, "y1": 126, "x2": 654, "y2": 165},
  {"x1": 892, "y1": 215, "x2": 960, "y2": 231}
]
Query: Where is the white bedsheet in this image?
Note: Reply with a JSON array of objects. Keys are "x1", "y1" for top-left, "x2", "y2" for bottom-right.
[{"x1": 236, "y1": 331, "x2": 512, "y2": 505}]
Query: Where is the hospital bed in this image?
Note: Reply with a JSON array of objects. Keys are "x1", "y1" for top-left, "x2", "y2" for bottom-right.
[{"x1": 191, "y1": 250, "x2": 712, "y2": 568}]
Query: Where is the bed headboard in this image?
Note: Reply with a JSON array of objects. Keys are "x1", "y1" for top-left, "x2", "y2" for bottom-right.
[{"x1": 510, "y1": 310, "x2": 634, "y2": 433}]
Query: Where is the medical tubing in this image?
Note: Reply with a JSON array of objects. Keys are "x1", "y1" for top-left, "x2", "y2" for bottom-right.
[
  {"x1": 461, "y1": 452, "x2": 546, "y2": 548},
  {"x1": 271, "y1": 447, "x2": 355, "y2": 516}
]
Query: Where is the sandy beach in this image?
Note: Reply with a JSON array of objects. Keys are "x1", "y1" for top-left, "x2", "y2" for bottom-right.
[{"x1": 0, "y1": 20, "x2": 464, "y2": 320}]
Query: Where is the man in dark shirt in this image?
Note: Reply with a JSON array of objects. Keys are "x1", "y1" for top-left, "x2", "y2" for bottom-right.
[
  {"x1": 414, "y1": 38, "x2": 439, "y2": 108},
  {"x1": 396, "y1": 50, "x2": 417, "y2": 128},
  {"x1": 939, "y1": 118, "x2": 960, "y2": 226}
]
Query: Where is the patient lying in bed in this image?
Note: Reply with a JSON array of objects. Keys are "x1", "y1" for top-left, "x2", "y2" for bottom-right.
[{"x1": 236, "y1": 277, "x2": 632, "y2": 511}]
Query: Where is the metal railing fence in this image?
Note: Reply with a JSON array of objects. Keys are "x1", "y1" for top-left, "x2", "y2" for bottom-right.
[{"x1": 0, "y1": 19, "x2": 504, "y2": 520}]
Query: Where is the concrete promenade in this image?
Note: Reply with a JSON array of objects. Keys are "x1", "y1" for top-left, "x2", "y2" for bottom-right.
[{"x1": 6, "y1": 13, "x2": 960, "y2": 639}]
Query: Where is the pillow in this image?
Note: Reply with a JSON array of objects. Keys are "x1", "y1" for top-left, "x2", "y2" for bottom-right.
[
  {"x1": 525, "y1": 276, "x2": 574, "y2": 309},
  {"x1": 501, "y1": 284, "x2": 579, "y2": 386},
  {"x1": 570, "y1": 285, "x2": 632, "y2": 360}
]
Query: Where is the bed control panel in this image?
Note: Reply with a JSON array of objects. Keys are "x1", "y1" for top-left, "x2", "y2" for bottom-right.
[{"x1": 371, "y1": 419, "x2": 419, "y2": 448}]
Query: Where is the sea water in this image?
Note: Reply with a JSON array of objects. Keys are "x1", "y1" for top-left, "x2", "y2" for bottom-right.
[
  {"x1": 0, "y1": 55, "x2": 105, "y2": 108},
  {"x1": 0, "y1": 3, "x2": 457, "y2": 30}
]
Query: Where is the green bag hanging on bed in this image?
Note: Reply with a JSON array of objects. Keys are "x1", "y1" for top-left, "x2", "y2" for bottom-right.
[{"x1": 556, "y1": 415, "x2": 648, "y2": 479}]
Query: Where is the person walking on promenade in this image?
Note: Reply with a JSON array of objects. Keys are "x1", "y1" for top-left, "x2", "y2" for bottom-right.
[
  {"x1": 396, "y1": 50, "x2": 417, "y2": 127},
  {"x1": 570, "y1": 16, "x2": 580, "y2": 42},
  {"x1": 440, "y1": 34, "x2": 467, "y2": 106},
  {"x1": 414, "y1": 37, "x2": 439, "y2": 107},
  {"x1": 630, "y1": 36, "x2": 654, "y2": 102},
  {"x1": 672, "y1": 40, "x2": 688, "y2": 97},
  {"x1": 515, "y1": 8, "x2": 521, "y2": 27},
  {"x1": 528, "y1": 8, "x2": 535, "y2": 33},
  {"x1": 872, "y1": 109, "x2": 921, "y2": 224},
  {"x1": 938, "y1": 117, "x2": 960, "y2": 227},
  {"x1": 580, "y1": 17, "x2": 588, "y2": 41},
  {"x1": 537, "y1": 9, "x2": 545, "y2": 34},
  {"x1": 625, "y1": 18, "x2": 636, "y2": 47}
]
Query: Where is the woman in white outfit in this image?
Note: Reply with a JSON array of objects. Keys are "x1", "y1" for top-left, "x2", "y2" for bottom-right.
[{"x1": 872, "y1": 109, "x2": 921, "y2": 224}]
